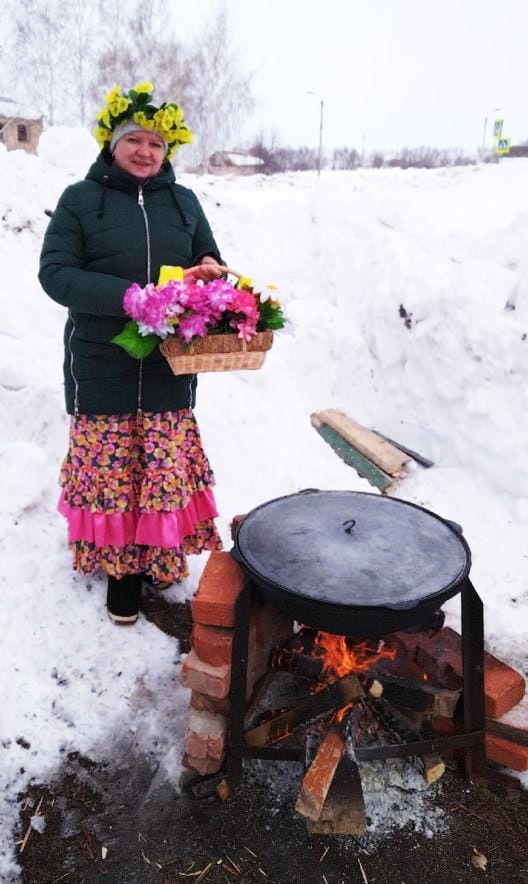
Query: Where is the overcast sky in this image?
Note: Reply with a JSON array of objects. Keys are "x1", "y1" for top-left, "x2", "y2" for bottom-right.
[{"x1": 176, "y1": 0, "x2": 528, "y2": 155}]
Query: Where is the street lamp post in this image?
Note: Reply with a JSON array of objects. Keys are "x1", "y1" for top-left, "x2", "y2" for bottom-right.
[
  {"x1": 481, "y1": 106, "x2": 501, "y2": 158},
  {"x1": 307, "y1": 91, "x2": 324, "y2": 175}
]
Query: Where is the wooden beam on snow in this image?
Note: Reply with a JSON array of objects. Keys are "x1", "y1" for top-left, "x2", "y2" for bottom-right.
[{"x1": 315, "y1": 409, "x2": 410, "y2": 476}]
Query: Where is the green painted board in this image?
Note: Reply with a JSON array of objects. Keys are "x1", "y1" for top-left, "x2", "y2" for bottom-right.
[{"x1": 315, "y1": 424, "x2": 393, "y2": 493}]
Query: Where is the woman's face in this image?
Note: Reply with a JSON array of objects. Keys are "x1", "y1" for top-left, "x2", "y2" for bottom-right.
[{"x1": 113, "y1": 129, "x2": 166, "y2": 178}]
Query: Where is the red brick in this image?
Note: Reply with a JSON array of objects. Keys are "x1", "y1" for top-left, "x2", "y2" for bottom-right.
[
  {"x1": 416, "y1": 627, "x2": 525, "y2": 718},
  {"x1": 185, "y1": 710, "x2": 227, "y2": 761},
  {"x1": 230, "y1": 513, "x2": 247, "y2": 541},
  {"x1": 182, "y1": 753, "x2": 223, "y2": 776},
  {"x1": 181, "y1": 649, "x2": 231, "y2": 699},
  {"x1": 191, "y1": 690, "x2": 230, "y2": 716},
  {"x1": 391, "y1": 631, "x2": 421, "y2": 665},
  {"x1": 193, "y1": 623, "x2": 234, "y2": 667},
  {"x1": 485, "y1": 734, "x2": 528, "y2": 771},
  {"x1": 484, "y1": 657, "x2": 526, "y2": 719},
  {"x1": 191, "y1": 551, "x2": 244, "y2": 627}
]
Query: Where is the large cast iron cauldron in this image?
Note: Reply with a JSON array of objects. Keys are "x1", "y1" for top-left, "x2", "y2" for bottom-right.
[{"x1": 232, "y1": 489, "x2": 471, "y2": 636}]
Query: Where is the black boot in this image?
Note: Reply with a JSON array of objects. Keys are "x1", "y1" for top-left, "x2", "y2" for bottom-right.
[{"x1": 106, "y1": 574, "x2": 142, "y2": 624}]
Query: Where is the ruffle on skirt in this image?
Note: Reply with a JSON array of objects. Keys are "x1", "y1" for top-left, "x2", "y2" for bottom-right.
[{"x1": 58, "y1": 409, "x2": 223, "y2": 582}]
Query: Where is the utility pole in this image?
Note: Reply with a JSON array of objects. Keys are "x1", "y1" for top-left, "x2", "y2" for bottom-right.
[{"x1": 307, "y1": 91, "x2": 325, "y2": 175}]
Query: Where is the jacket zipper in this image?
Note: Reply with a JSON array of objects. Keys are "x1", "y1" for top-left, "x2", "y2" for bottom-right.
[
  {"x1": 137, "y1": 184, "x2": 151, "y2": 415},
  {"x1": 68, "y1": 310, "x2": 80, "y2": 415}
]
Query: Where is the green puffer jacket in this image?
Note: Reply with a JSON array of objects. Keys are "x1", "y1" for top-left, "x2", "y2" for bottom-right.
[{"x1": 39, "y1": 153, "x2": 223, "y2": 415}]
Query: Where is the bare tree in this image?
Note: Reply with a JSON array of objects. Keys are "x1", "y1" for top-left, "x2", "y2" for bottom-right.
[
  {"x1": 6, "y1": 0, "x2": 69, "y2": 123},
  {"x1": 184, "y1": 3, "x2": 254, "y2": 170}
]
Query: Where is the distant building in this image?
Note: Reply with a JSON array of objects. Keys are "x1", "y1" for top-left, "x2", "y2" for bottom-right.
[
  {"x1": 0, "y1": 97, "x2": 43, "y2": 154},
  {"x1": 500, "y1": 144, "x2": 528, "y2": 158},
  {"x1": 208, "y1": 150, "x2": 265, "y2": 175}
]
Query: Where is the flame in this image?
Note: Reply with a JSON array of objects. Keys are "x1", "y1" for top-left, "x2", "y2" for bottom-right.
[
  {"x1": 312, "y1": 631, "x2": 396, "y2": 681},
  {"x1": 334, "y1": 702, "x2": 354, "y2": 723}
]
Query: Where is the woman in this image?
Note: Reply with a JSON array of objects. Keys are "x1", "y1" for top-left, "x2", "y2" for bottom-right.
[{"x1": 39, "y1": 82, "x2": 224, "y2": 624}]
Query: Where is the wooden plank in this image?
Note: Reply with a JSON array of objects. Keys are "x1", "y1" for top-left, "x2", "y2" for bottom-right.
[
  {"x1": 295, "y1": 726, "x2": 347, "y2": 821},
  {"x1": 306, "y1": 753, "x2": 367, "y2": 834},
  {"x1": 316, "y1": 409, "x2": 410, "y2": 476},
  {"x1": 244, "y1": 674, "x2": 364, "y2": 747},
  {"x1": 312, "y1": 422, "x2": 393, "y2": 493}
]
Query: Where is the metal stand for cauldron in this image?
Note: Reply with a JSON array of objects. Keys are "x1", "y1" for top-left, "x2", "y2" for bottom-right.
[{"x1": 226, "y1": 577, "x2": 486, "y2": 785}]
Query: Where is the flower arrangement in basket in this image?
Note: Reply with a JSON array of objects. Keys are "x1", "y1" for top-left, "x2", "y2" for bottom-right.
[{"x1": 112, "y1": 266, "x2": 286, "y2": 375}]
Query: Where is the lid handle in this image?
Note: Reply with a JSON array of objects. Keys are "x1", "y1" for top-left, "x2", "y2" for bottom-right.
[{"x1": 342, "y1": 518, "x2": 356, "y2": 535}]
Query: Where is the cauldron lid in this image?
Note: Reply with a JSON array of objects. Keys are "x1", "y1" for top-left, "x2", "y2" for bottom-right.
[{"x1": 235, "y1": 490, "x2": 471, "y2": 610}]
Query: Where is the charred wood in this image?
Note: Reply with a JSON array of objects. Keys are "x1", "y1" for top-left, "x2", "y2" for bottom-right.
[
  {"x1": 371, "y1": 673, "x2": 460, "y2": 718},
  {"x1": 244, "y1": 674, "x2": 364, "y2": 747}
]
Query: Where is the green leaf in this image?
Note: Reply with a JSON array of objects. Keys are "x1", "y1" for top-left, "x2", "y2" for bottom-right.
[{"x1": 111, "y1": 321, "x2": 160, "y2": 359}]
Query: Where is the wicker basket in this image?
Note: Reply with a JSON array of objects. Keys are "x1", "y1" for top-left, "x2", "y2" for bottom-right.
[{"x1": 159, "y1": 329, "x2": 274, "y2": 375}]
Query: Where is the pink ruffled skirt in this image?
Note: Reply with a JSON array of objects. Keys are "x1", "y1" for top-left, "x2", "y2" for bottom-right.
[{"x1": 58, "y1": 410, "x2": 223, "y2": 583}]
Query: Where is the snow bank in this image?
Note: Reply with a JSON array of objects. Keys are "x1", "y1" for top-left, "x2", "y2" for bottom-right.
[{"x1": 1, "y1": 127, "x2": 527, "y2": 877}]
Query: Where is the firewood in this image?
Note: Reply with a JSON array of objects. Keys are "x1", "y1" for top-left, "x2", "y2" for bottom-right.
[
  {"x1": 295, "y1": 723, "x2": 348, "y2": 820},
  {"x1": 372, "y1": 673, "x2": 460, "y2": 718},
  {"x1": 244, "y1": 674, "x2": 364, "y2": 747},
  {"x1": 296, "y1": 705, "x2": 364, "y2": 822},
  {"x1": 315, "y1": 409, "x2": 409, "y2": 477},
  {"x1": 366, "y1": 679, "x2": 383, "y2": 699},
  {"x1": 422, "y1": 754, "x2": 446, "y2": 784},
  {"x1": 307, "y1": 753, "x2": 367, "y2": 835},
  {"x1": 368, "y1": 698, "x2": 446, "y2": 785},
  {"x1": 270, "y1": 647, "x2": 325, "y2": 682}
]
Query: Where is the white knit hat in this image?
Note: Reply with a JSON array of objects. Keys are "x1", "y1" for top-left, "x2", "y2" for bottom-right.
[{"x1": 109, "y1": 122, "x2": 168, "y2": 155}]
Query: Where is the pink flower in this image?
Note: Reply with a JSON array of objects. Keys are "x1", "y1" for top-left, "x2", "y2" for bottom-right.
[
  {"x1": 231, "y1": 319, "x2": 257, "y2": 342},
  {"x1": 228, "y1": 288, "x2": 259, "y2": 320},
  {"x1": 178, "y1": 314, "x2": 209, "y2": 342}
]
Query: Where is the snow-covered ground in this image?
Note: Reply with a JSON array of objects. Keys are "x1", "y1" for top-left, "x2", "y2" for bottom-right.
[{"x1": 1, "y1": 129, "x2": 527, "y2": 878}]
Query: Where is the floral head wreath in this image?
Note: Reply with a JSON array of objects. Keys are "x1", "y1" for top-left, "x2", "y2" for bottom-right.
[{"x1": 93, "y1": 81, "x2": 193, "y2": 161}]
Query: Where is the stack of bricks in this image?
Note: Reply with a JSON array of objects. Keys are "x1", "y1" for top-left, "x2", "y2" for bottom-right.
[
  {"x1": 181, "y1": 549, "x2": 293, "y2": 776},
  {"x1": 393, "y1": 626, "x2": 528, "y2": 771}
]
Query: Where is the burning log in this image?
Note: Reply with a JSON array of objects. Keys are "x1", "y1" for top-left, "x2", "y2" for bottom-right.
[
  {"x1": 295, "y1": 706, "x2": 363, "y2": 821},
  {"x1": 372, "y1": 673, "x2": 460, "y2": 718},
  {"x1": 270, "y1": 647, "x2": 325, "y2": 682},
  {"x1": 244, "y1": 674, "x2": 364, "y2": 748},
  {"x1": 306, "y1": 753, "x2": 367, "y2": 835}
]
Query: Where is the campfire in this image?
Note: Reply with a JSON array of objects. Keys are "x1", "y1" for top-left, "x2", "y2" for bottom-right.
[{"x1": 240, "y1": 624, "x2": 459, "y2": 834}]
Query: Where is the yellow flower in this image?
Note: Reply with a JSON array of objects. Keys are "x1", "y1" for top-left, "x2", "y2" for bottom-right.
[
  {"x1": 237, "y1": 276, "x2": 253, "y2": 290},
  {"x1": 153, "y1": 108, "x2": 176, "y2": 132},
  {"x1": 269, "y1": 299, "x2": 281, "y2": 308},
  {"x1": 132, "y1": 81, "x2": 154, "y2": 94},
  {"x1": 105, "y1": 85, "x2": 122, "y2": 104},
  {"x1": 93, "y1": 126, "x2": 110, "y2": 147},
  {"x1": 98, "y1": 109, "x2": 111, "y2": 128},
  {"x1": 175, "y1": 126, "x2": 193, "y2": 144},
  {"x1": 266, "y1": 284, "x2": 278, "y2": 291},
  {"x1": 106, "y1": 95, "x2": 130, "y2": 117},
  {"x1": 133, "y1": 111, "x2": 147, "y2": 127}
]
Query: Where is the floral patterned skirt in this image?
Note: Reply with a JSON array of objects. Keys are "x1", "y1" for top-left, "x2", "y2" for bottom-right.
[{"x1": 58, "y1": 410, "x2": 223, "y2": 583}]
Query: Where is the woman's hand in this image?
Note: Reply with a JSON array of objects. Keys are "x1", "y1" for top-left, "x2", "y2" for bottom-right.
[{"x1": 184, "y1": 257, "x2": 225, "y2": 282}]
